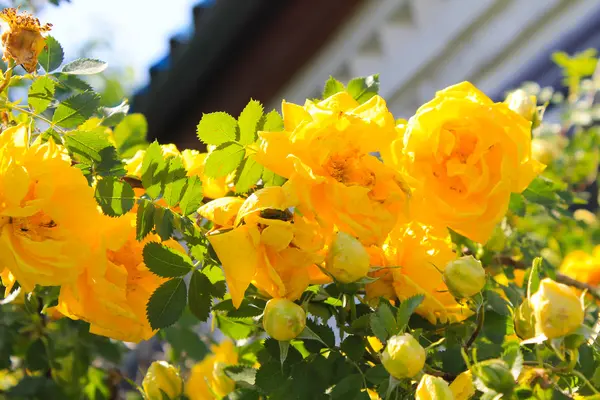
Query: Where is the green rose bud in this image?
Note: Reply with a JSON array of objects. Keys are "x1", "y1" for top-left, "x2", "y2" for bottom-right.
[
  {"x1": 443, "y1": 256, "x2": 486, "y2": 299},
  {"x1": 325, "y1": 231, "x2": 370, "y2": 283},
  {"x1": 381, "y1": 333, "x2": 426, "y2": 379},
  {"x1": 472, "y1": 359, "x2": 515, "y2": 396},
  {"x1": 514, "y1": 299, "x2": 536, "y2": 340}
]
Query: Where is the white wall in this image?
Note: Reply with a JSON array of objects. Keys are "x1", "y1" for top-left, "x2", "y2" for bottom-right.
[{"x1": 272, "y1": 0, "x2": 599, "y2": 119}]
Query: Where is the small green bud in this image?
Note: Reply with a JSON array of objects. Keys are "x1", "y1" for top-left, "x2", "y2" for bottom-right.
[{"x1": 443, "y1": 256, "x2": 486, "y2": 299}]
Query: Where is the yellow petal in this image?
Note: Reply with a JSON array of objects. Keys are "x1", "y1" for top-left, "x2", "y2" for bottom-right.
[{"x1": 208, "y1": 225, "x2": 259, "y2": 308}]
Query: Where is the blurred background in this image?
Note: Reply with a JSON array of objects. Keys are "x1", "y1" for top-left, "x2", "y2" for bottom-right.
[{"x1": 21, "y1": 0, "x2": 600, "y2": 151}]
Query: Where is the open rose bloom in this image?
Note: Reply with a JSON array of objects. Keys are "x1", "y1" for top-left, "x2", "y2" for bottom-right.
[
  {"x1": 388, "y1": 82, "x2": 544, "y2": 243},
  {"x1": 256, "y1": 92, "x2": 410, "y2": 246}
]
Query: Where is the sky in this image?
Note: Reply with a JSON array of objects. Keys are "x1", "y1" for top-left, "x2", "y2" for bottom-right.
[{"x1": 39, "y1": 0, "x2": 203, "y2": 89}]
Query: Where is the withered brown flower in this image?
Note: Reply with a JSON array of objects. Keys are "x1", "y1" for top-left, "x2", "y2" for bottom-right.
[{"x1": 0, "y1": 8, "x2": 52, "y2": 72}]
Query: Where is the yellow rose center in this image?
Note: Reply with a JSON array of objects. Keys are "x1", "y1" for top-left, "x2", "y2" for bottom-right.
[
  {"x1": 7, "y1": 213, "x2": 58, "y2": 241},
  {"x1": 324, "y1": 149, "x2": 375, "y2": 187}
]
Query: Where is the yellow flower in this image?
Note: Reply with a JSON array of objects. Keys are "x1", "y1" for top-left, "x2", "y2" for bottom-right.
[
  {"x1": 381, "y1": 333, "x2": 425, "y2": 379},
  {"x1": 365, "y1": 222, "x2": 470, "y2": 324},
  {"x1": 0, "y1": 125, "x2": 103, "y2": 291},
  {"x1": 325, "y1": 231, "x2": 370, "y2": 283},
  {"x1": 255, "y1": 92, "x2": 409, "y2": 246},
  {"x1": 0, "y1": 8, "x2": 52, "y2": 72},
  {"x1": 142, "y1": 361, "x2": 183, "y2": 400},
  {"x1": 57, "y1": 214, "x2": 183, "y2": 342},
  {"x1": 449, "y1": 371, "x2": 475, "y2": 400},
  {"x1": 530, "y1": 278, "x2": 584, "y2": 339},
  {"x1": 415, "y1": 374, "x2": 454, "y2": 400},
  {"x1": 181, "y1": 149, "x2": 232, "y2": 199},
  {"x1": 202, "y1": 187, "x2": 325, "y2": 308},
  {"x1": 388, "y1": 82, "x2": 544, "y2": 244},
  {"x1": 186, "y1": 340, "x2": 238, "y2": 400},
  {"x1": 559, "y1": 246, "x2": 600, "y2": 286}
]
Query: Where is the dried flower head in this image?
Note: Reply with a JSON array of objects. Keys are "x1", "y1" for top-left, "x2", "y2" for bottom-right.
[{"x1": 0, "y1": 8, "x2": 52, "y2": 72}]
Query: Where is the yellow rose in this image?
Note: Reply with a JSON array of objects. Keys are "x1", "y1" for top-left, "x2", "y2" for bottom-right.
[
  {"x1": 186, "y1": 340, "x2": 238, "y2": 400},
  {"x1": 142, "y1": 361, "x2": 183, "y2": 400},
  {"x1": 325, "y1": 231, "x2": 370, "y2": 283},
  {"x1": 415, "y1": 374, "x2": 454, "y2": 400},
  {"x1": 449, "y1": 371, "x2": 475, "y2": 400},
  {"x1": 255, "y1": 92, "x2": 409, "y2": 246},
  {"x1": 57, "y1": 214, "x2": 183, "y2": 342},
  {"x1": 0, "y1": 8, "x2": 52, "y2": 72},
  {"x1": 381, "y1": 333, "x2": 425, "y2": 379},
  {"x1": 181, "y1": 149, "x2": 233, "y2": 199},
  {"x1": 204, "y1": 187, "x2": 325, "y2": 308},
  {"x1": 388, "y1": 82, "x2": 544, "y2": 243},
  {"x1": 0, "y1": 125, "x2": 104, "y2": 291},
  {"x1": 559, "y1": 246, "x2": 600, "y2": 286},
  {"x1": 365, "y1": 223, "x2": 470, "y2": 324},
  {"x1": 530, "y1": 278, "x2": 584, "y2": 339}
]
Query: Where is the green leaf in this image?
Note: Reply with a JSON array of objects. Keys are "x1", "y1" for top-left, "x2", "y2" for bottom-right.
[
  {"x1": 52, "y1": 92, "x2": 100, "y2": 128},
  {"x1": 94, "y1": 178, "x2": 135, "y2": 217},
  {"x1": 522, "y1": 176, "x2": 566, "y2": 209},
  {"x1": 370, "y1": 312, "x2": 388, "y2": 343},
  {"x1": 52, "y1": 91, "x2": 100, "y2": 128},
  {"x1": 28, "y1": 76, "x2": 56, "y2": 113},
  {"x1": 62, "y1": 58, "x2": 108, "y2": 75},
  {"x1": 262, "y1": 168, "x2": 286, "y2": 187},
  {"x1": 163, "y1": 157, "x2": 188, "y2": 207},
  {"x1": 153, "y1": 207, "x2": 175, "y2": 241},
  {"x1": 377, "y1": 303, "x2": 397, "y2": 337},
  {"x1": 204, "y1": 142, "x2": 245, "y2": 178},
  {"x1": 279, "y1": 341, "x2": 290, "y2": 367},
  {"x1": 56, "y1": 73, "x2": 93, "y2": 92},
  {"x1": 331, "y1": 374, "x2": 362, "y2": 399},
  {"x1": 143, "y1": 242, "x2": 194, "y2": 278},
  {"x1": 146, "y1": 278, "x2": 187, "y2": 330},
  {"x1": 141, "y1": 141, "x2": 167, "y2": 199},
  {"x1": 347, "y1": 74, "x2": 379, "y2": 104},
  {"x1": 179, "y1": 176, "x2": 204, "y2": 215},
  {"x1": 261, "y1": 110, "x2": 284, "y2": 132},
  {"x1": 100, "y1": 100, "x2": 130, "y2": 127},
  {"x1": 63, "y1": 130, "x2": 123, "y2": 175},
  {"x1": 527, "y1": 257, "x2": 542, "y2": 300},
  {"x1": 38, "y1": 35, "x2": 64, "y2": 73},
  {"x1": 396, "y1": 294, "x2": 424, "y2": 332},
  {"x1": 25, "y1": 339, "x2": 49, "y2": 372},
  {"x1": 323, "y1": 76, "x2": 346, "y2": 98},
  {"x1": 255, "y1": 362, "x2": 288, "y2": 393},
  {"x1": 188, "y1": 270, "x2": 212, "y2": 322},
  {"x1": 136, "y1": 200, "x2": 155, "y2": 240},
  {"x1": 225, "y1": 366, "x2": 257, "y2": 386},
  {"x1": 340, "y1": 335, "x2": 365, "y2": 362},
  {"x1": 112, "y1": 113, "x2": 148, "y2": 157},
  {"x1": 508, "y1": 193, "x2": 526, "y2": 217},
  {"x1": 486, "y1": 290, "x2": 510, "y2": 316},
  {"x1": 216, "y1": 315, "x2": 255, "y2": 340},
  {"x1": 197, "y1": 112, "x2": 238, "y2": 145},
  {"x1": 235, "y1": 155, "x2": 264, "y2": 193},
  {"x1": 238, "y1": 99, "x2": 264, "y2": 145}
]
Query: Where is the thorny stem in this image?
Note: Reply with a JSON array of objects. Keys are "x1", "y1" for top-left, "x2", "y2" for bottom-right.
[
  {"x1": 423, "y1": 365, "x2": 457, "y2": 382},
  {"x1": 464, "y1": 301, "x2": 485, "y2": 351},
  {"x1": 495, "y1": 255, "x2": 600, "y2": 301},
  {"x1": 523, "y1": 361, "x2": 600, "y2": 394}
]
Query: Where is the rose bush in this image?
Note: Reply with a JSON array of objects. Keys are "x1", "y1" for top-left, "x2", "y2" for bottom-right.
[{"x1": 1, "y1": 7, "x2": 600, "y2": 400}]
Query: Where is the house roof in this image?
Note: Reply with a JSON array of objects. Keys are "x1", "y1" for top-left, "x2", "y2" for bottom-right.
[{"x1": 131, "y1": 0, "x2": 363, "y2": 149}]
